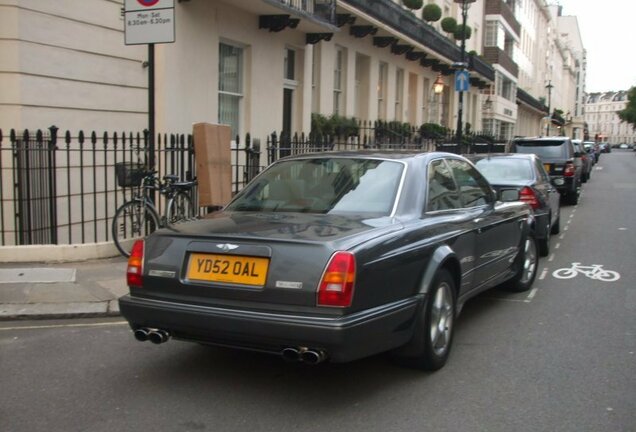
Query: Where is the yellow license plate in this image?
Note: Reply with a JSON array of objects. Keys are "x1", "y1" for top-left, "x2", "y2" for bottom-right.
[
  {"x1": 544, "y1": 163, "x2": 551, "y2": 173},
  {"x1": 187, "y1": 253, "x2": 269, "y2": 286}
]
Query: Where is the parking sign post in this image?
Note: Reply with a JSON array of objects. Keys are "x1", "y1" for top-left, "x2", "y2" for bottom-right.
[{"x1": 124, "y1": 0, "x2": 175, "y2": 170}]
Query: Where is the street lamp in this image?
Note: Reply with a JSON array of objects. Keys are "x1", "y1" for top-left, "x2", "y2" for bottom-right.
[
  {"x1": 545, "y1": 80, "x2": 554, "y2": 136},
  {"x1": 453, "y1": 0, "x2": 476, "y2": 150}
]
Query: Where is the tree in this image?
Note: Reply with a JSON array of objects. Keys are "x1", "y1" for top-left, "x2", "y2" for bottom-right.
[{"x1": 618, "y1": 87, "x2": 636, "y2": 130}]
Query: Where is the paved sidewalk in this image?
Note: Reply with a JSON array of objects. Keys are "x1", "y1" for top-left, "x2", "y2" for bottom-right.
[{"x1": 0, "y1": 256, "x2": 128, "y2": 320}]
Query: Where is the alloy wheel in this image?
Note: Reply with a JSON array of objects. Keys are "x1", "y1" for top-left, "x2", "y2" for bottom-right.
[{"x1": 429, "y1": 281, "x2": 454, "y2": 356}]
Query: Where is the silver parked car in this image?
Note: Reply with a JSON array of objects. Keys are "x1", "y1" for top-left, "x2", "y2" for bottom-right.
[{"x1": 467, "y1": 153, "x2": 560, "y2": 257}]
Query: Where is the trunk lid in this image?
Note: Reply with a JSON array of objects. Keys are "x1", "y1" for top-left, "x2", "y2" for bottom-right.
[{"x1": 135, "y1": 211, "x2": 402, "y2": 313}]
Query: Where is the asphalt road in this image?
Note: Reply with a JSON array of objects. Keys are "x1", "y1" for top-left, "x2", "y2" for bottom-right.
[{"x1": 1, "y1": 151, "x2": 635, "y2": 432}]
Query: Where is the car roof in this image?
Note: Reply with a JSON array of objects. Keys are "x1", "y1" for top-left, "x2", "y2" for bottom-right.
[
  {"x1": 276, "y1": 150, "x2": 469, "y2": 163},
  {"x1": 513, "y1": 136, "x2": 570, "y2": 142},
  {"x1": 465, "y1": 152, "x2": 538, "y2": 161}
]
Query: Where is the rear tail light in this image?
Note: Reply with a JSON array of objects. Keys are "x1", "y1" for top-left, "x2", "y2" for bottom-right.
[
  {"x1": 127, "y1": 240, "x2": 144, "y2": 287},
  {"x1": 519, "y1": 186, "x2": 540, "y2": 210},
  {"x1": 317, "y1": 252, "x2": 356, "y2": 307},
  {"x1": 564, "y1": 161, "x2": 575, "y2": 177}
]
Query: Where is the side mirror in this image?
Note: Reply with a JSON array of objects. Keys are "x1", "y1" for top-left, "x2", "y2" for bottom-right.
[{"x1": 498, "y1": 188, "x2": 520, "y2": 202}]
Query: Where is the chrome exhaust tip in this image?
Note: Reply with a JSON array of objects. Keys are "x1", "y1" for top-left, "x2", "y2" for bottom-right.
[
  {"x1": 133, "y1": 328, "x2": 150, "y2": 342},
  {"x1": 281, "y1": 347, "x2": 301, "y2": 362},
  {"x1": 300, "y1": 349, "x2": 327, "y2": 365},
  {"x1": 148, "y1": 329, "x2": 170, "y2": 344}
]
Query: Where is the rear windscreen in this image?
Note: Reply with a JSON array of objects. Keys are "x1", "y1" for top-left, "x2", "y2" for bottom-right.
[
  {"x1": 474, "y1": 158, "x2": 534, "y2": 183},
  {"x1": 514, "y1": 140, "x2": 567, "y2": 158}
]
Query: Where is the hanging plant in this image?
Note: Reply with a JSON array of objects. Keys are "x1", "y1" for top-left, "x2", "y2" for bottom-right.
[
  {"x1": 403, "y1": 0, "x2": 423, "y2": 10},
  {"x1": 441, "y1": 17, "x2": 457, "y2": 33},
  {"x1": 422, "y1": 4, "x2": 442, "y2": 23},
  {"x1": 454, "y1": 24, "x2": 472, "y2": 41}
]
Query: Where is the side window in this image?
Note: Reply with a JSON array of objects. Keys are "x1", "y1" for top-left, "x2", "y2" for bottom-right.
[
  {"x1": 447, "y1": 159, "x2": 492, "y2": 207},
  {"x1": 427, "y1": 159, "x2": 461, "y2": 211},
  {"x1": 535, "y1": 159, "x2": 550, "y2": 183}
]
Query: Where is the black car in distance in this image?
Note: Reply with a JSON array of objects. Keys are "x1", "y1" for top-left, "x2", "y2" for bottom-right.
[
  {"x1": 467, "y1": 153, "x2": 561, "y2": 256},
  {"x1": 511, "y1": 136, "x2": 582, "y2": 205},
  {"x1": 119, "y1": 151, "x2": 538, "y2": 371}
]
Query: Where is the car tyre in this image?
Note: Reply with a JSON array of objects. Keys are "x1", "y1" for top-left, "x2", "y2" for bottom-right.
[
  {"x1": 392, "y1": 269, "x2": 456, "y2": 371},
  {"x1": 539, "y1": 226, "x2": 550, "y2": 257},
  {"x1": 550, "y1": 214, "x2": 560, "y2": 235},
  {"x1": 565, "y1": 189, "x2": 579, "y2": 205},
  {"x1": 505, "y1": 233, "x2": 538, "y2": 292}
]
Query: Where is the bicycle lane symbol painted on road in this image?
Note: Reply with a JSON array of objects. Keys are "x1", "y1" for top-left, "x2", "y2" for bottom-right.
[{"x1": 552, "y1": 263, "x2": 620, "y2": 282}]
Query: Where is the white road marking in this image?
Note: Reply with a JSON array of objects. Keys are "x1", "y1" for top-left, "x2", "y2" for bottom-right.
[
  {"x1": 526, "y1": 288, "x2": 538, "y2": 301},
  {"x1": 555, "y1": 243, "x2": 561, "y2": 249},
  {"x1": 539, "y1": 268, "x2": 549, "y2": 280},
  {"x1": 0, "y1": 321, "x2": 128, "y2": 332},
  {"x1": 552, "y1": 264, "x2": 621, "y2": 281},
  {"x1": 484, "y1": 297, "x2": 531, "y2": 303},
  {"x1": 559, "y1": 234, "x2": 565, "y2": 240},
  {"x1": 548, "y1": 253, "x2": 555, "y2": 262}
]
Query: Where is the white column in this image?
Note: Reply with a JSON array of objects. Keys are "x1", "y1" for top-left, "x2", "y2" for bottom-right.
[{"x1": 302, "y1": 44, "x2": 313, "y2": 134}]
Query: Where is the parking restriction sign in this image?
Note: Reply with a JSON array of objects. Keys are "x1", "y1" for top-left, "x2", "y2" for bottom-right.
[{"x1": 124, "y1": 0, "x2": 175, "y2": 45}]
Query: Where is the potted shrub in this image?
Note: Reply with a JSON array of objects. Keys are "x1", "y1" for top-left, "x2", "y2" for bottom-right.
[
  {"x1": 419, "y1": 123, "x2": 448, "y2": 140},
  {"x1": 454, "y1": 24, "x2": 472, "y2": 41},
  {"x1": 402, "y1": 0, "x2": 423, "y2": 10},
  {"x1": 441, "y1": 17, "x2": 457, "y2": 34},
  {"x1": 422, "y1": 4, "x2": 442, "y2": 23}
]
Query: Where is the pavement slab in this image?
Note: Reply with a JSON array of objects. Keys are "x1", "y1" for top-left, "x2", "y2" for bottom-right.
[
  {"x1": 0, "y1": 256, "x2": 128, "y2": 320},
  {"x1": 0, "y1": 268, "x2": 76, "y2": 283}
]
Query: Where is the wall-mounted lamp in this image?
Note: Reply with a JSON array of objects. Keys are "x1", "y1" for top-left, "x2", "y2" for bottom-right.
[
  {"x1": 483, "y1": 96, "x2": 493, "y2": 111},
  {"x1": 433, "y1": 74, "x2": 445, "y2": 94}
]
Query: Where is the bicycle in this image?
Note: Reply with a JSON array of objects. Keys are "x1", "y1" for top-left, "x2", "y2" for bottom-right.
[
  {"x1": 111, "y1": 162, "x2": 197, "y2": 257},
  {"x1": 552, "y1": 262, "x2": 620, "y2": 282}
]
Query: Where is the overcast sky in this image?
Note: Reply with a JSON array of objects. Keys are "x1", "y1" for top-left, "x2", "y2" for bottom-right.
[{"x1": 554, "y1": 0, "x2": 636, "y2": 93}]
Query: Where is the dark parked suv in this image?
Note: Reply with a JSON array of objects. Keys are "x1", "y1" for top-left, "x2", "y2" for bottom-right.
[{"x1": 511, "y1": 137, "x2": 582, "y2": 205}]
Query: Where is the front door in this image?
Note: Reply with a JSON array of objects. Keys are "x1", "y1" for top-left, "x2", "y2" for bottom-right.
[{"x1": 281, "y1": 88, "x2": 293, "y2": 158}]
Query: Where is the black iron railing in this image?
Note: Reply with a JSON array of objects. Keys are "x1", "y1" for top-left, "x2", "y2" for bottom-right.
[{"x1": 0, "y1": 125, "x2": 505, "y2": 247}]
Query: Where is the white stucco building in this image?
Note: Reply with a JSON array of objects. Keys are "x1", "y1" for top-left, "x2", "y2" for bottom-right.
[
  {"x1": 0, "y1": 0, "x2": 498, "y2": 143},
  {"x1": 0, "y1": 0, "x2": 590, "y2": 258},
  {"x1": 0, "y1": 0, "x2": 148, "y2": 132},
  {"x1": 585, "y1": 91, "x2": 636, "y2": 145}
]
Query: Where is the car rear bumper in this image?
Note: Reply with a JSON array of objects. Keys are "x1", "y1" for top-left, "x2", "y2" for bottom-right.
[
  {"x1": 119, "y1": 294, "x2": 423, "y2": 363},
  {"x1": 550, "y1": 175, "x2": 577, "y2": 195},
  {"x1": 533, "y1": 210, "x2": 550, "y2": 240}
]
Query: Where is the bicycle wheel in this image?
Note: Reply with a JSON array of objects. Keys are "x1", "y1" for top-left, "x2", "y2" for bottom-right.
[
  {"x1": 166, "y1": 190, "x2": 195, "y2": 225},
  {"x1": 112, "y1": 201, "x2": 160, "y2": 257}
]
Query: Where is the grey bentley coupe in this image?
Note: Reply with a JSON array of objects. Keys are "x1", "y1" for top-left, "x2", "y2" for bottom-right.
[{"x1": 119, "y1": 151, "x2": 538, "y2": 371}]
